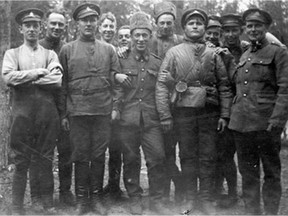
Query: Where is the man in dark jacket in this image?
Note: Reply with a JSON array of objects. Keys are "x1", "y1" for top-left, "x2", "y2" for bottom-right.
[
  {"x1": 156, "y1": 8, "x2": 233, "y2": 215},
  {"x1": 29, "y1": 9, "x2": 75, "y2": 209},
  {"x1": 58, "y1": 3, "x2": 122, "y2": 214},
  {"x1": 229, "y1": 8, "x2": 288, "y2": 215}
]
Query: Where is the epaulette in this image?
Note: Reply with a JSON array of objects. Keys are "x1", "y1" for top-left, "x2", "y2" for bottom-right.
[{"x1": 151, "y1": 52, "x2": 162, "y2": 61}]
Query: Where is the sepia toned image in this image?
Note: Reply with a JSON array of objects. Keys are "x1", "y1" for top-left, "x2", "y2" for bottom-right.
[{"x1": 0, "y1": 0, "x2": 288, "y2": 215}]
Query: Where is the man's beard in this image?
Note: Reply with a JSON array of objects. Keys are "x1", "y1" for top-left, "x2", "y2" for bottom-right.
[{"x1": 157, "y1": 27, "x2": 174, "y2": 38}]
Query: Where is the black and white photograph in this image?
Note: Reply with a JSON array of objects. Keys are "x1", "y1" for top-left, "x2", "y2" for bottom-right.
[{"x1": 0, "y1": 0, "x2": 288, "y2": 215}]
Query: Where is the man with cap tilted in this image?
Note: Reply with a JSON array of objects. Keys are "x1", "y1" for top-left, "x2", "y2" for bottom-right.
[
  {"x1": 28, "y1": 9, "x2": 75, "y2": 209},
  {"x1": 156, "y1": 8, "x2": 233, "y2": 215},
  {"x1": 58, "y1": 3, "x2": 122, "y2": 215},
  {"x1": 228, "y1": 8, "x2": 288, "y2": 215},
  {"x1": 2, "y1": 8, "x2": 63, "y2": 214},
  {"x1": 114, "y1": 11, "x2": 171, "y2": 215},
  {"x1": 204, "y1": 15, "x2": 223, "y2": 47}
]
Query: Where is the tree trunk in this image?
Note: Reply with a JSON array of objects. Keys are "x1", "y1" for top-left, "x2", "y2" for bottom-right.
[{"x1": 0, "y1": 0, "x2": 11, "y2": 168}]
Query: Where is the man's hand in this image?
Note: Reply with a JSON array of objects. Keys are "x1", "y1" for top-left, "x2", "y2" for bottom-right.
[
  {"x1": 158, "y1": 70, "x2": 174, "y2": 83},
  {"x1": 115, "y1": 73, "x2": 132, "y2": 88},
  {"x1": 61, "y1": 118, "x2": 70, "y2": 131},
  {"x1": 215, "y1": 47, "x2": 229, "y2": 55},
  {"x1": 217, "y1": 118, "x2": 227, "y2": 133},
  {"x1": 117, "y1": 46, "x2": 129, "y2": 58},
  {"x1": 111, "y1": 110, "x2": 120, "y2": 121},
  {"x1": 161, "y1": 118, "x2": 173, "y2": 133},
  {"x1": 36, "y1": 68, "x2": 50, "y2": 78}
]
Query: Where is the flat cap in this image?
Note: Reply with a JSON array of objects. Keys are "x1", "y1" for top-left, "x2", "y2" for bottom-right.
[
  {"x1": 154, "y1": 2, "x2": 176, "y2": 22},
  {"x1": 181, "y1": 8, "x2": 208, "y2": 29},
  {"x1": 15, "y1": 8, "x2": 44, "y2": 25},
  {"x1": 72, "y1": 3, "x2": 100, "y2": 20},
  {"x1": 207, "y1": 16, "x2": 221, "y2": 29},
  {"x1": 130, "y1": 11, "x2": 153, "y2": 33},
  {"x1": 242, "y1": 8, "x2": 272, "y2": 26},
  {"x1": 221, "y1": 14, "x2": 243, "y2": 28}
]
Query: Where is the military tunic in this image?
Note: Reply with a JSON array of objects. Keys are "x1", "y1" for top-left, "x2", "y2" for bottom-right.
[
  {"x1": 229, "y1": 38, "x2": 288, "y2": 214},
  {"x1": 118, "y1": 48, "x2": 166, "y2": 202}
]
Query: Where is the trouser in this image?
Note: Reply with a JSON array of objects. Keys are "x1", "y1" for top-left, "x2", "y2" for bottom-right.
[
  {"x1": 214, "y1": 128, "x2": 237, "y2": 197},
  {"x1": 119, "y1": 123, "x2": 166, "y2": 202},
  {"x1": 162, "y1": 130, "x2": 182, "y2": 198},
  {"x1": 29, "y1": 129, "x2": 72, "y2": 201},
  {"x1": 69, "y1": 115, "x2": 110, "y2": 198},
  {"x1": 11, "y1": 114, "x2": 58, "y2": 210},
  {"x1": 107, "y1": 123, "x2": 122, "y2": 189},
  {"x1": 233, "y1": 129, "x2": 282, "y2": 215},
  {"x1": 174, "y1": 106, "x2": 218, "y2": 202}
]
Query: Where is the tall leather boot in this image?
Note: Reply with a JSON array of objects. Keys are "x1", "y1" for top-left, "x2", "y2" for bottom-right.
[
  {"x1": 75, "y1": 162, "x2": 90, "y2": 215},
  {"x1": 12, "y1": 167, "x2": 28, "y2": 215},
  {"x1": 90, "y1": 160, "x2": 107, "y2": 215}
]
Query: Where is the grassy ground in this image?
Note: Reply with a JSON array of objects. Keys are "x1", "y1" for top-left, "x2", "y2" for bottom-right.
[{"x1": 0, "y1": 143, "x2": 288, "y2": 215}]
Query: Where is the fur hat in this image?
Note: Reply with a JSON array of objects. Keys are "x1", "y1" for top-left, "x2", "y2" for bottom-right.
[
  {"x1": 154, "y1": 2, "x2": 176, "y2": 23},
  {"x1": 130, "y1": 12, "x2": 152, "y2": 33}
]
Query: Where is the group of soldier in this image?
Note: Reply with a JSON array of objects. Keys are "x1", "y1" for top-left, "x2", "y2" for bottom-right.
[{"x1": 2, "y1": 1, "x2": 288, "y2": 215}]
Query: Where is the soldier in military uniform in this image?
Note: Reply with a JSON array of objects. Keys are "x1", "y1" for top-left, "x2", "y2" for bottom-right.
[
  {"x1": 103, "y1": 25, "x2": 132, "y2": 199},
  {"x1": 2, "y1": 8, "x2": 63, "y2": 214},
  {"x1": 204, "y1": 15, "x2": 238, "y2": 208},
  {"x1": 151, "y1": 1, "x2": 184, "y2": 204},
  {"x1": 229, "y1": 8, "x2": 288, "y2": 215},
  {"x1": 156, "y1": 8, "x2": 233, "y2": 215},
  {"x1": 115, "y1": 12, "x2": 170, "y2": 215},
  {"x1": 58, "y1": 3, "x2": 122, "y2": 214},
  {"x1": 29, "y1": 9, "x2": 75, "y2": 208}
]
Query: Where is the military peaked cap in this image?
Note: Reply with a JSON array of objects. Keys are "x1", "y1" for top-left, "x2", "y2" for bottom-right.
[
  {"x1": 72, "y1": 3, "x2": 101, "y2": 20},
  {"x1": 15, "y1": 8, "x2": 44, "y2": 25},
  {"x1": 181, "y1": 8, "x2": 208, "y2": 29},
  {"x1": 221, "y1": 14, "x2": 243, "y2": 28},
  {"x1": 242, "y1": 8, "x2": 272, "y2": 26}
]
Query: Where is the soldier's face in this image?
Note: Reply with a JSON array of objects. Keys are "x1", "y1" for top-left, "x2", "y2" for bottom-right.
[
  {"x1": 46, "y1": 13, "x2": 66, "y2": 39},
  {"x1": 131, "y1": 28, "x2": 151, "y2": 53},
  {"x1": 157, "y1": 14, "x2": 175, "y2": 37},
  {"x1": 184, "y1": 17, "x2": 205, "y2": 40},
  {"x1": 205, "y1": 27, "x2": 221, "y2": 45},
  {"x1": 245, "y1": 21, "x2": 267, "y2": 42},
  {"x1": 20, "y1": 21, "x2": 41, "y2": 42},
  {"x1": 222, "y1": 26, "x2": 242, "y2": 46},
  {"x1": 78, "y1": 15, "x2": 98, "y2": 38},
  {"x1": 99, "y1": 18, "x2": 116, "y2": 43},
  {"x1": 118, "y1": 28, "x2": 131, "y2": 48}
]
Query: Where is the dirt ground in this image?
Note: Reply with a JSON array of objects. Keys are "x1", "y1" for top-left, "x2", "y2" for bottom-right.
[{"x1": 1, "y1": 142, "x2": 288, "y2": 215}]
